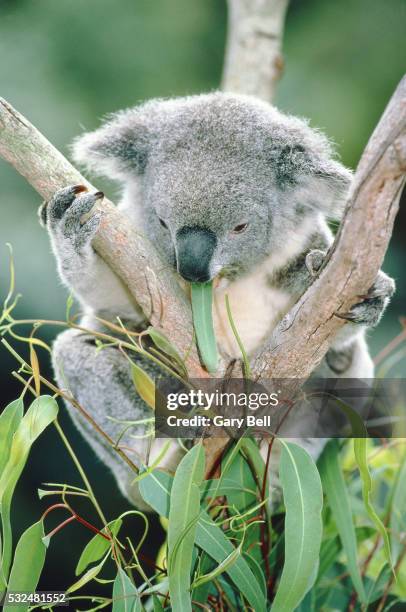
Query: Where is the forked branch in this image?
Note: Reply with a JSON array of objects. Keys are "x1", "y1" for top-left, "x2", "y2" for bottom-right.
[
  {"x1": 252, "y1": 76, "x2": 406, "y2": 382},
  {"x1": 0, "y1": 1, "x2": 404, "y2": 478},
  {"x1": 0, "y1": 98, "x2": 207, "y2": 379}
]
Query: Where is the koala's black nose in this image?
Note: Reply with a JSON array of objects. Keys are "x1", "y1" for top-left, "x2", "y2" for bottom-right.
[{"x1": 176, "y1": 226, "x2": 217, "y2": 283}]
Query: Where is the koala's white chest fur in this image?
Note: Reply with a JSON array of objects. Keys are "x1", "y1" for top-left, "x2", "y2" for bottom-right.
[
  {"x1": 213, "y1": 267, "x2": 292, "y2": 358},
  {"x1": 212, "y1": 219, "x2": 317, "y2": 359}
]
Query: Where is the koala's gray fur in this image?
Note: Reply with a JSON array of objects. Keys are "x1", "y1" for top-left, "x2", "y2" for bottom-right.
[{"x1": 46, "y1": 93, "x2": 395, "y2": 508}]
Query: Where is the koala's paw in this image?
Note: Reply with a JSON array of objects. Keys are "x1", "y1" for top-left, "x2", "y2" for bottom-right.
[
  {"x1": 305, "y1": 249, "x2": 327, "y2": 276},
  {"x1": 41, "y1": 185, "x2": 103, "y2": 253},
  {"x1": 338, "y1": 271, "x2": 395, "y2": 327}
]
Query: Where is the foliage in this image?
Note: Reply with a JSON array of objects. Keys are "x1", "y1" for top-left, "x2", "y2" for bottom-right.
[
  {"x1": 1, "y1": 394, "x2": 406, "y2": 610},
  {"x1": 191, "y1": 282, "x2": 218, "y2": 374},
  {"x1": 0, "y1": 256, "x2": 406, "y2": 610}
]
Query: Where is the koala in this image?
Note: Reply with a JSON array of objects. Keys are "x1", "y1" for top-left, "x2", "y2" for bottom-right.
[{"x1": 43, "y1": 93, "x2": 395, "y2": 507}]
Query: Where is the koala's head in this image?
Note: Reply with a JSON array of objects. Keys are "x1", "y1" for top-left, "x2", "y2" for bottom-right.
[{"x1": 73, "y1": 93, "x2": 352, "y2": 283}]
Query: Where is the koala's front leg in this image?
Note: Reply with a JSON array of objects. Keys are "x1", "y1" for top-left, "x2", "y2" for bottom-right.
[
  {"x1": 42, "y1": 185, "x2": 137, "y2": 316},
  {"x1": 336, "y1": 271, "x2": 395, "y2": 326},
  {"x1": 305, "y1": 249, "x2": 395, "y2": 347},
  {"x1": 52, "y1": 327, "x2": 183, "y2": 508}
]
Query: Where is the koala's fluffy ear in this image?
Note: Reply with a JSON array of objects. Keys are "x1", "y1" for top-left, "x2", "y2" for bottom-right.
[
  {"x1": 71, "y1": 108, "x2": 151, "y2": 181},
  {"x1": 302, "y1": 153, "x2": 353, "y2": 219},
  {"x1": 267, "y1": 117, "x2": 353, "y2": 220}
]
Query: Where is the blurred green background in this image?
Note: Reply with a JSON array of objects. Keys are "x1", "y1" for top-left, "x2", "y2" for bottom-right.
[{"x1": 0, "y1": 0, "x2": 405, "y2": 592}]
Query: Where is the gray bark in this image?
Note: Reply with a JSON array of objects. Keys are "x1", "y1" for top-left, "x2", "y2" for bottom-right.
[{"x1": 222, "y1": 0, "x2": 290, "y2": 102}]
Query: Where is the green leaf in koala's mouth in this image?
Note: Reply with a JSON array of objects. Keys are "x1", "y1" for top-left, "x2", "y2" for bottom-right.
[{"x1": 191, "y1": 282, "x2": 218, "y2": 374}]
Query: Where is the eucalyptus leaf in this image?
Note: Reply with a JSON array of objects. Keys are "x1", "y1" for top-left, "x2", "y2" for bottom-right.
[
  {"x1": 139, "y1": 469, "x2": 266, "y2": 611},
  {"x1": 76, "y1": 518, "x2": 122, "y2": 576},
  {"x1": 112, "y1": 568, "x2": 141, "y2": 612},
  {"x1": 67, "y1": 555, "x2": 108, "y2": 594},
  {"x1": 191, "y1": 553, "x2": 215, "y2": 607},
  {"x1": 0, "y1": 396, "x2": 58, "y2": 588},
  {"x1": 0, "y1": 399, "x2": 23, "y2": 476},
  {"x1": 200, "y1": 477, "x2": 256, "y2": 502},
  {"x1": 354, "y1": 438, "x2": 393, "y2": 571},
  {"x1": 240, "y1": 437, "x2": 266, "y2": 483},
  {"x1": 147, "y1": 327, "x2": 184, "y2": 366},
  {"x1": 316, "y1": 535, "x2": 340, "y2": 583},
  {"x1": 29, "y1": 344, "x2": 41, "y2": 395},
  {"x1": 4, "y1": 521, "x2": 47, "y2": 612},
  {"x1": 365, "y1": 563, "x2": 391, "y2": 606},
  {"x1": 131, "y1": 363, "x2": 155, "y2": 410},
  {"x1": 191, "y1": 282, "x2": 218, "y2": 373},
  {"x1": 318, "y1": 440, "x2": 366, "y2": 602},
  {"x1": 0, "y1": 399, "x2": 22, "y2": 592},
  {"x1": 191, "y1": 542, "x2": 241, "y2": 589},
  {"x1": 244, "y1": 551, "x2": 267, "y2": 601},
  {"x1": 152, "y1": 594, "x2": 164, "y2": 611},
  {"x1": 221, "y1": 450, "x2": 257, "y2": 511},
  {"x1": 168, "y1": 444, "x2": 205, "y2": 612},
  {"x1": 272, "y1": 441, "x2": 323, "y2": 612},
  {"x1": 390, "y1": 452, "x2": 406, "y2": 563}
]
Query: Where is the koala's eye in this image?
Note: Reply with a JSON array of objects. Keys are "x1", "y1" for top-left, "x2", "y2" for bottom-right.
[
  {"x1": 158, "y1": 217, "x2": 168, "y2": 229},
  {"x1": 232, "y1": 222, "x2": 249, "y2": 234}
]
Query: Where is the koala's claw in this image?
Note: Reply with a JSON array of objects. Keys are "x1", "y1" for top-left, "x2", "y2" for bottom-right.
[
  {"x1": 305, "y1": 249, "x2": 327, "y2": 276},
  {"x1": 46, "y1": 185, "x2": 103, "y2": 253},
  {"x1": 337, "y1": 270, "x2": 395, "y2": 327}
]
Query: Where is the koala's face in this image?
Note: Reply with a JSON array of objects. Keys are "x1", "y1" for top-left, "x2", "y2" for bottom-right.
[
  {"x1": 73, "y1": 94, "x2": 351, "y2": 283},
  {"x1": 141, "y1": 150, "x2": 276, "y2": 282}
]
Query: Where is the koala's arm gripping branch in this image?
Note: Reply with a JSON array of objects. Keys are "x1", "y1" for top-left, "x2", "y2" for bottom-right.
[
  {"x1": 252, "y1": 75, "x2": 406, "y2": 383},
  {"x1": 0, "y1": 98, "x2": 207, "y2": 378},
  {"x1": 222, "y1": 0, "x2": 290, "y2": 102}
]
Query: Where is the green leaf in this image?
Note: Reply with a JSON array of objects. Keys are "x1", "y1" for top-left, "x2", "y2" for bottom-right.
[
  {"x1": 221, "y1": 450, "x2": 257, "y2": 511},
  {"x1": 390, "y1": 452, "x2": 406, "y2": 563},
  {"x1": 152, "y1": 594, "x2": 164, "y2": 611},
  {"x1": 66, "y1": 292, "x2": 74, "y2": 321},
  {"x1": 318, "y1": 440, "x2": 366, "y2": 602},
  {"x1": 316, "y1": 535, "x2": 340, "y2": 583},
  {"x1": 139, "y1": 469, "x2": 266, "y2": 611},
  {"x1": 29, "y1": 343, "x2": 41, "y2": 395},
  {"x1": 200, "y1": 477, "x2": 256, "y2": 503},
  {"x1": 191, "y1": 282, "x2": 218, "y2": 373},
  {"x1": 147, "y1": 327, "x2": 184, "y2": 366},
  {"x1": 75, "y1": 518, "x2": 122, "y2": 575},
  {"x1": 67, "y1": 555, "x2": 108, "y2": 594},
  {"x1": 272, "y1": 441, "x2": 323, "y2": 612},
  {"x1": 0, "y1": 400, "x2": 23, "y2": 589},
  {"x1": 224, "y1": 294, "x2": 251, "y2": 378},
  {"x1": 240, "y1": 437, "x2": 267, "y2": 483},
  {"x1": 131, "y1": 363, "x2": 155, "y2": 410},
  {"x1": 4, "y1": 520, "x2": 46, "y2": 612},
  {"x1": 191, "y1": 553, "x2": 215, "y2": 607},
  {"x1": 168, "y1": 444, "x2": 205, "y2": 612},
  {"x1": 132, "y1": 441, "x2": 171, "y2": 485},
  {"x1": 245, "y1": 551, "x2": 267, "y2": 601},
  {"x1": 365, "y1": 563, "x2": 391, "y2": 606},
  {"x1": 112, "y1": 568, "x2": 141, "y2": 612},
  {"x1": 196, "y1": 511, "x2": 265, "y2": 610},
  {"x1": 191, "y1": 541, "x2": 241, "y2": 589},
  {"x1": 239, "y1": 437, "x2": 268, "y2": 562},
  {"x1": 0, "y1": 399, "x2": 23, "y2": 476},
  {"x1": 0, "y1": 396, "x2": 58, "y2": 588},
  {"x1": 353, "y1": 438, "x2": 393, "y2": 571}
]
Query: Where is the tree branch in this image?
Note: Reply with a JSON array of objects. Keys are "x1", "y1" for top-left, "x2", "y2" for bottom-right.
[
  {"x1": 252, "y1": 75, "x2": 406, "y2": 382},
  {"x1": 201, "y1": 0, "x2": 292, "y2": 471},
  {"x1": 0, "y1": 98, "x2": 207, "y2": 378},
  {"x1": 222, "y1": 0, "x2": 290, "y2": 102},
  {"x1": 0, "y1": 1, "x2": 404, "y2": 482}
]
